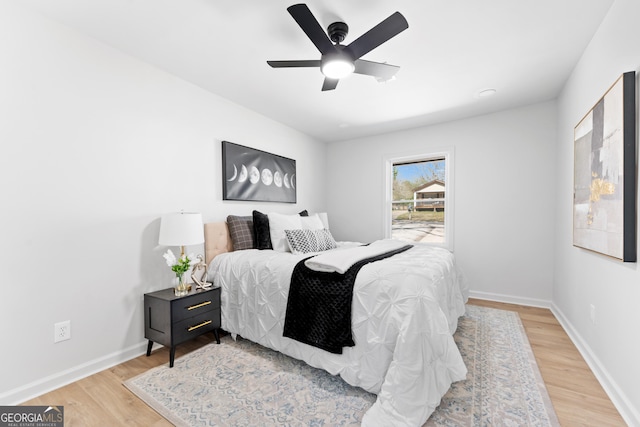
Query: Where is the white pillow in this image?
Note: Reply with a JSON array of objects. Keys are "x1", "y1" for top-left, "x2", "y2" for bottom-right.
[
  {"x1": 268, "y1": 212, "x2": 303, "y2": 252},
  {"x1": 300, "y1": 213, "x2": 324, "y2": 230},
  {"x1": 317, "y1": 212, "x2": 329, "y2": 230}
]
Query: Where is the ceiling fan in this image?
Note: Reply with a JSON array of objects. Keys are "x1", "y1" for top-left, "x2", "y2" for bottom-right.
[{"x1": 267, "y1": 4, "x2": 409, "y2": 91}]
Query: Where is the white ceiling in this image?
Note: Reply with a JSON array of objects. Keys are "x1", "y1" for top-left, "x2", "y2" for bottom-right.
[{"x1": 17, "y1": 0, "x2": 614, "y2": 143}]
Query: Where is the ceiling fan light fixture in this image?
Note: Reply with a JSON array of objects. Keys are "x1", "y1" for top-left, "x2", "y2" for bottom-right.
[{"x1": 321, "y1": 57, "x2": 355, "y2": 79}]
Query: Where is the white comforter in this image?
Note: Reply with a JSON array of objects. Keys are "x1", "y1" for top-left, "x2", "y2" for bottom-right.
[{"x1": 208, "y1": 241, "x2": 468, "y2": 426}]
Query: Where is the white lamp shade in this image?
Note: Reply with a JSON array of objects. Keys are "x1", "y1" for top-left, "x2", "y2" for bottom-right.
[{"x1": 158, "y1": 212, "x2": 204, "y2": 246}]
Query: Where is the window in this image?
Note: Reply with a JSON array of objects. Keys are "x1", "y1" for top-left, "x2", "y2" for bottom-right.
[{"x1": 384, "y1": 149, "x2": 454, "y2": 250}]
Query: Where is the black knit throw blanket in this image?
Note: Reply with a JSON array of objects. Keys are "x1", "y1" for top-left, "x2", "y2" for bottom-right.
[{"x1": 283, "y1": 244, "x2": 412, "y2": 354}]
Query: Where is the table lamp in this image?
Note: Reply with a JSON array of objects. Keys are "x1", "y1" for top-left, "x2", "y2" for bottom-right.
[{"x1": 158, "y1": 211, "x2": 204, "y2": 257}]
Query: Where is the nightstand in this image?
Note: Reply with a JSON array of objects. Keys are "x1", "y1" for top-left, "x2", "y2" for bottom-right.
[{"x1": 144, "y1": 286, "x2": 221, "y2": 367}]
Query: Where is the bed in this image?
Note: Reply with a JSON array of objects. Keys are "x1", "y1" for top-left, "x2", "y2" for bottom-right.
[{"x1": 204, "y1": 214, "x2": 468, "y2": 426}]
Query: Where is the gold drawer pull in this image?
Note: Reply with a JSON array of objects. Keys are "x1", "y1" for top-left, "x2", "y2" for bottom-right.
[
  {"x1": 187, "y1": 320, "x2": 212, "y2": 332},
  {"x1": 187, "y1": 300, "x2": 211, "y2": 310}
]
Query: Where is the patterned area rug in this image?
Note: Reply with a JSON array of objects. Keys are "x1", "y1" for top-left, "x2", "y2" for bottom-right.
[{"x1": 124, "y1": 305, "x2": 559, "y2": 426}]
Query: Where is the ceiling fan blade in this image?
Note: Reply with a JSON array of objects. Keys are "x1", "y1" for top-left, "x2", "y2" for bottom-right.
[
  {"x1": 354, "y1": 59, "x2": 400, "y2": 80},
  {"x1": 345, "y1": 12, "x2": 408, "y2": 60},
  {"x1": 267, "y1": 60, "x2": 321, "y2": 68},
  {"x1": 287, "y1": 4, "x2": 335, "y2": 55},
  {"x1": 321, "y1": 78, "x2": 339, "y2": 91}
]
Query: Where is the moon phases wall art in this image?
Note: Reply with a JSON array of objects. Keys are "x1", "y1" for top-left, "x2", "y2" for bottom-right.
[
  {"x1": 573, "y1": 71, "x2": 636, "y2": 262},
  {"x1": 222, "y1": 141, "x2": 297, "y2": 203}
]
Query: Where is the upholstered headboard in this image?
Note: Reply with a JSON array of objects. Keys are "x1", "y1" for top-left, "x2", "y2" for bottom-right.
[{"x1": 204, "y1": 222, "x2": 233, "y2": 265}]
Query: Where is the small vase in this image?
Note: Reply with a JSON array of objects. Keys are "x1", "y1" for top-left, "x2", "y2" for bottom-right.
[{"x1": 174, "y1": 273, "x2": 189, "y2": 297}]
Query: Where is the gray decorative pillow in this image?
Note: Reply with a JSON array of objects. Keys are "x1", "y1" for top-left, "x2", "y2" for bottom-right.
[
  {"x1": 285, "y1": 228, "x2": 337, "y2": 255},
  {"x1": 227, "y1": 215, "x2": 255, "y2": 250}
]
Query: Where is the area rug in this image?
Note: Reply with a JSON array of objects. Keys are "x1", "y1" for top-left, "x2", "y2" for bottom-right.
[{"x1": 124, "y1": 305, "x2": 560, "y2": 426}]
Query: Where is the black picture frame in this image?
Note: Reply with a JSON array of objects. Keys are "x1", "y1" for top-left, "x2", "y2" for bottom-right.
[
  {"x1": 222, "y1": 141, "x2": 297, "y2": 203},
  {"x1": 573, "y1": 71, "x2": 636, "y2": 262}
]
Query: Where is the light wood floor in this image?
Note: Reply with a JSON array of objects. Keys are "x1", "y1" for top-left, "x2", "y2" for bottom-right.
[{"x1": 22, "y1": 300, "x2": 626, "y2": 426}]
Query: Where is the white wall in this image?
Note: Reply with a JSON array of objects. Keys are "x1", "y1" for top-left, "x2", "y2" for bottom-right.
[
  {"x1": 0, "y1": 2, "x2": 326, "y2": 404},
  {"x1": 326, "y1": 102, "x2": 557, "y2": 306},
  {"x1": 554, "y1": 0, "x2": 640, "y2": 423}
]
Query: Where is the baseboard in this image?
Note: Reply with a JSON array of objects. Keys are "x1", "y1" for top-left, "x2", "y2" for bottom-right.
[
  {"x1": 467, "y1": 290, "x2": 553, "y2": 309},
  {"x1": 0, "y1": 341, "x2": 149, "y2": 405},
  {"x1": 550, "y1": 303, "x2": 640, "y2": 427}
]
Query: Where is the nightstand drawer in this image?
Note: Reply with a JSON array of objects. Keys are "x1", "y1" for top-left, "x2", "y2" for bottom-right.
[
  {"x1": 173, "y1": 308, "x2": 220, "y2": 344},
  {"x1": 173, "y1": 290, "x2": 220, "y2": 318}
]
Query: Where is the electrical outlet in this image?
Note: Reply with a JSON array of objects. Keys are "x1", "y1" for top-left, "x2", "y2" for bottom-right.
[
  {"x1": 54, "y1": 320, "x2": 71, "y2": 343},
  {"x1": 589, "y1": 304, "x2": 596, "y2": 325}
]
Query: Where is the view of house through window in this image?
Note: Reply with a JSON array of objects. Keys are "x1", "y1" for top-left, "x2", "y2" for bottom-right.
[{"x1": 392, "y1": 158, "x2": 446, "y2": 244}]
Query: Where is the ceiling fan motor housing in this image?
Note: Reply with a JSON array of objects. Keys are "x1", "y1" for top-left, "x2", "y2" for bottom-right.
[
  {"x1": 328, "y1": 22, "x2": 349, "y2": 44},
  {"x1": 323, "y1": 22, "x2": 355, "y2": 79}
]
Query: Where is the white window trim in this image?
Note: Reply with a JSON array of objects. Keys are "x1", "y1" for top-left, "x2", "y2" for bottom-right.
[{"x1": 382, "y1": 147, "x2": 455, "y2": 251}]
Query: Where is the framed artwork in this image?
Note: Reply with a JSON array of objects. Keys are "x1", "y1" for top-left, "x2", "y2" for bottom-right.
[
  {"x1": 222, "y1": 141, "x2": 297, "y2": 203},
  {"x1": 573, "y1": 71, "x2": 636, "y2": 262}
]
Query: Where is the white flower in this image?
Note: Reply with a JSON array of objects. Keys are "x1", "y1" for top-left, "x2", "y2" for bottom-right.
[{"x1": 163, "y1": 249, "x2": 177, "y2": 267}]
